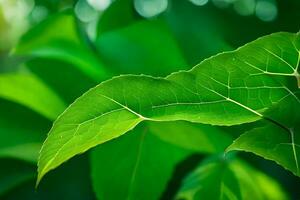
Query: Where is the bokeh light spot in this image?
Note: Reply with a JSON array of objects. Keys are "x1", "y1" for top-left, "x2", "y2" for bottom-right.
[
  {"x1": 75, "y1": 0, "x2": 98, "y2": 23},
  {"x1": 134, "y1": 0, "x2": 168, "y2": 18},
  {"x1": 255, "y1": 0, "x2": 277, "y2": 22},
  {"x1": 233, "y1": 0, "x2": 256, "y2": 16},
  {"x1": 189, "y1": 0, "x2": 209, "y2": 6},
  {"x1": 31, "y1": 6, "x2": 48, "y2": 23},
  {"x1": 87, "y1": 0, "x2": 112, "y2": 11}
]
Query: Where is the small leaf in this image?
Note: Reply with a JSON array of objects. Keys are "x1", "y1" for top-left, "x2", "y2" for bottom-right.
[
  {"x1": 38, "y1": 32, "x2": 300, "y2": 183},
  {"x1": 96, "y1": 0, "x2": 139, "y2": 35},
  {"x1": 0, "y1": 73, "x2": 66, "y2": 120},
  {"x1": 177, "y1": 157, "x2": 288, "y2": 200},
  {"x1": 14, "y1": 10, "x2": 111, "y2": 81}
]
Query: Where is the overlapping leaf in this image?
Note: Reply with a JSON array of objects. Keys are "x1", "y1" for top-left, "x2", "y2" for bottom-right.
[
  {"x1": 91, "y1": 121, "x2": 231, "y2": 200},
  {"x1": 177, "y1": 157, "x2": 288, "y2": 200},
  {"x1": 0, "y1": 73, "x2": 65, "y2": 162},
  {"x1": 38, "y1": 32, "x2": 300, "y2": 184},
  {"x1": 0, "y1": 73, "x2": 66, "y2": 120},
  {"x1": 96, "y1": 19, "x2": 187, "y2": 76},
  {"x1": 14, "y1": 11, "x2": 110, "y2": 81}
]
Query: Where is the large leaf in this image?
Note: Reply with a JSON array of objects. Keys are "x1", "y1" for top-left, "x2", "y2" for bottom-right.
[
  {"x1": 38, "y1": 32, "x2": 300, "y2": 183},
  {"x1": 96, "y1": 19, "x2": 187, "y2": 76},
  {"x1": 0, "y1": 73, "x2": 66, "y2": 120},
  {"x1": 14, "y1": 10, "x2": 111, "y2": 81},
  {"x1": 177, "y1": 157, "x2": 288, "y2": 200},
  {"x1": 91, "y1": 121, "x2": 231, "y2": 200},
  {"x1": 164, "y1": 0, "x2": 232, "y2": 65}
]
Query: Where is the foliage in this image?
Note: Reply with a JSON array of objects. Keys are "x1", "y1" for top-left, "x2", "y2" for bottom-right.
[{"x1": 0, "y1": 0, "x2": 300, "y2": 199}]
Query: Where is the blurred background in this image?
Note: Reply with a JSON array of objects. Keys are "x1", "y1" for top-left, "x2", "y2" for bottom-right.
[
  {"x1": 1, "y1": 0, "x2": 299, "y2": 63},
  {"x1": 0, "y1": 0, "x2": 300, "y2": 199}
]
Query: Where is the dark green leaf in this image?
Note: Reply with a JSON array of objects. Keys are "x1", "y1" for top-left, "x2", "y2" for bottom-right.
[
  {"x1": 177, "y1": 157, "x2": 288, "y2": 200},
  {"x1": 96, "y1": 19, "x2": 187, "y2": 76},
  {"x1": 91, "y1": 121, "x2": 232, "y2": 199},
  {"x1": 0, "y1": 99, "x2": 51, "y2": 162}
]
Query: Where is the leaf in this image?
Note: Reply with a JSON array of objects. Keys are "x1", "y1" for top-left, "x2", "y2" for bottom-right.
[
  {"x1": 96, "y1": 0, "x2": 140, "y2": 35},
  {"x1": 1, "y1": 155, "x2": 96, "y2": 200},
  {"x1": 0, "y1": 99, "x2": 51, "y2": 162},
  {"x1": 91, "y1": 122, "x2": 190, "y2": 200},
  {"x1": 227, "y1": 123, "x2": 300, "y2": 177},
  {"x1": 0, "y1": 73, "x2": 66, "y2": 120},
  {"x1": 91, "y1": 121, "x2": 232, "y2": 200},
  {"x1": 227, "y1": 83, "x2": 300, "y2": 176},
  {"x1": 164, "y1": 0, "x2": 232, "y2": 65},
  {"x1": 0, "y1": 159, "x2": 35, "y2": 196},
  {"x1": 38, "y1": 32, "x2": 300, "y2": 183},
  {"x1": 25, "y1": 58, "x2": 98, "y2": 104},
  {"x1": 0, "y1": 72, "x2": 63, "y2": 162},
  {"x1": 96, "y1": 19, "x2": 188, "y2": 76},
  {"x1": 13, "y1": 10, "x2": 111, "y2": 81},
  {"x1": 177, "y1": 157, "x2": 288, "y2": 200},
  {"x1": 96, "y1": 0, "x2": 230, "y2": 68},
  {"x1": 147, "y1": 121, "x2": 232, "y2": 154}
]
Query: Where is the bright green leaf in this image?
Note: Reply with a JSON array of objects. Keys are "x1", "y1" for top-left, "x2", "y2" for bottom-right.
[
  {"x1": 25, "y1": 58, "x2": 98, "y2": 104},
  {"x1": 148, "y1": 121, "x2": 232, "y2": 153},
  {"x1": 0, "y1": 73, "x2": 66, "y2": 120},
  {"x1": 14, "y1": 10, "x2": 111, "y2": 81},
  {"x1": 38, "y1": 32, "x2": 300, "y2": 183},
  {"x1": 0, "y1": 72, "x2": 64, "y2": 162}
]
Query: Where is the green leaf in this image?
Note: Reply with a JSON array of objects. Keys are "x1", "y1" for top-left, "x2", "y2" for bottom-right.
[
  {"x1": 164, "y1": 0, "x2": 232, "y2": 65},
  {"x1": 91, "y1": 122, "x2": 190, "y2": 200},
  {"x1": 227, "y1": 83, "x2": 300, "y2": 176},
  {"x1": 0, "y1": 73, "x2": 66, "y2": 120},
  {"x1": 177, "y1": 157, "x2": 288, "y2": 200},
  {"x1": 91, "y1": 121, "x2": 232, "y2": 200},
  {"x1": 96, "y1": 0, "x2": 139, "y2": 35},
  {"x1": 0, "y1": 159, "x2": 35, "y2": 196},
  {"x1": 0, "y1": 99, "x2": 51, "y2": 162},
  {"x1": 227, "y1": 123, "x2": 300, "y2": 177},
  {"x1": 1, "y1": 155, "x2": 96, "y2": 200},
  {"x1": 148, "y1": 121, "x2": 232, "y2": 153},
  {"x1": 96, "y1": 19, "x2": 188, "y2": 76},
  {"x1": 14, "y1": 10, "x2": 111, "y2": 81},
  {"x1": 0, "y1": 72, "x2": 63, "y2": 162},
  {"x1": 38, "y1": 32, "x2": 300, "y2": 183},
  {"x1": 25, "y1": 58, "x2": 98, "y2": 104}
]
